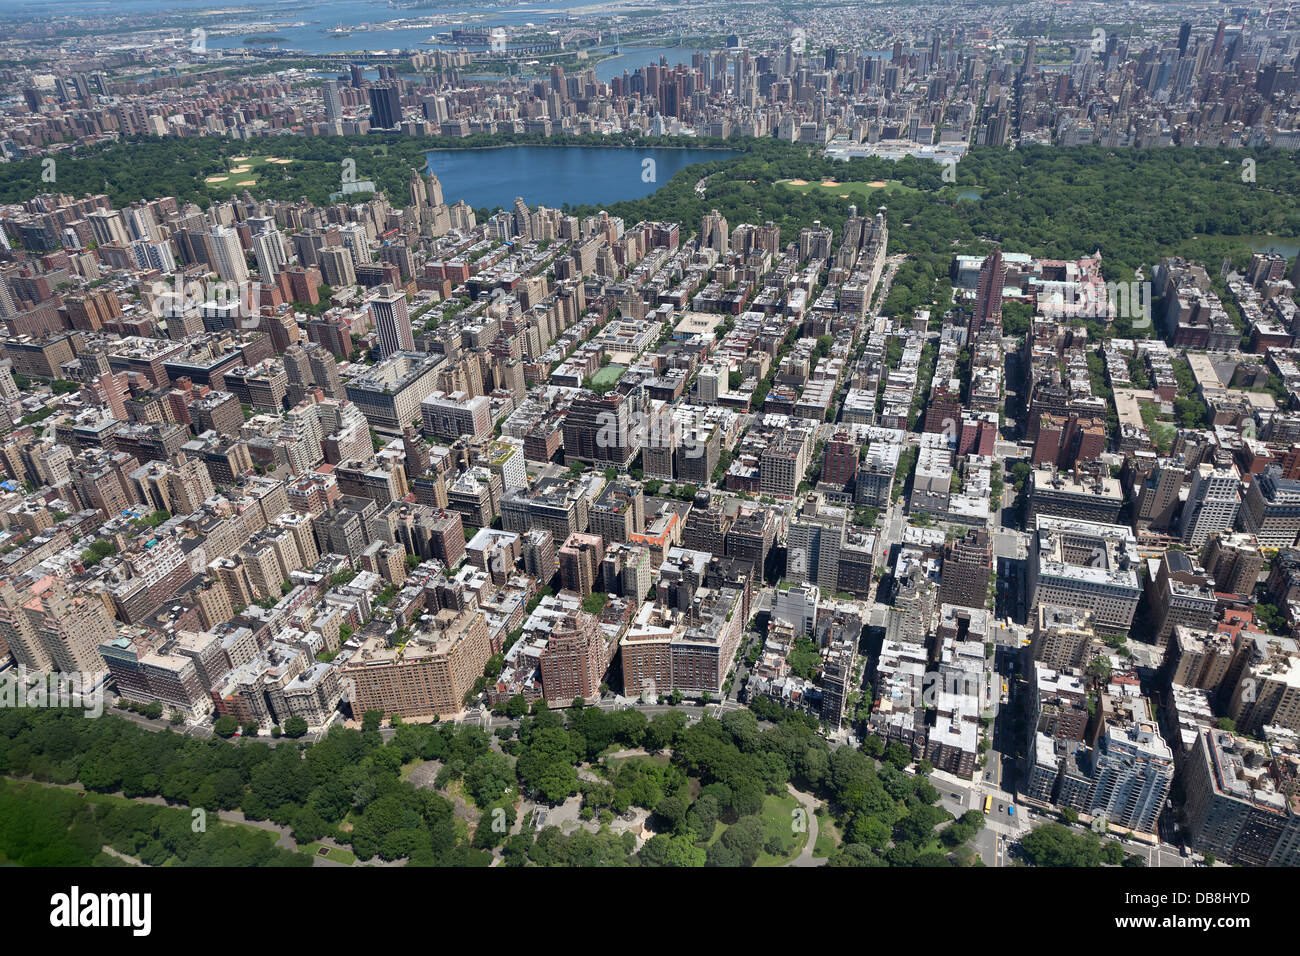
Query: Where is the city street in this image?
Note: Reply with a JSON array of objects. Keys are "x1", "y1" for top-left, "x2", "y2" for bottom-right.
[
  {"x1": 992, "y1": 528, "x2": 1028, "y2": 623},
  {"x1": 930, "y1": 767, "x2": 1030, "y2": 866}
]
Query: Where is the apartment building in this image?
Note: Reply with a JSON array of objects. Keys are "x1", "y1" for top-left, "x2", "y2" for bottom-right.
[
  {"x1": 787, "y1": 494, "x2": 847, "y2": 593},
  {"x1": 760, "y1": 429, "x2": 810, "y2": 498},
  {"x1": 1202, "y1": 533, "x2": 1265, "y2": 596},
  {"x1": 1241, "y1": 464, "x2": 1300, "y2": 548},
  {"x1": 343, "y1": 606, "x2": 491, "y2": 719},
  {"x1": 558, "y1": 532, "x2": 604, "y2": 598},
  {"x1": 1025, "y1": 465, "x2": 1123, "y2": 526},
  {"x1": 538, "y1": 610, "x2": 611, "y2": 704},
  {"x1": 344, "y1": 351, "x2": 443, "y2": 433},
  {"x1": 1085, "y1": 718, "x2": 1175, "y2": 834},
  {"x1": 587, "y1": 480, "x2": 645, "y2": 543},
  {"x1": 1181, "y1": 727, "x2": 1300, "y2": 867},
  {"x1": 1032, "y1": 604, "x2": 1097, "y2": 671},
  {"x1": 1178, "y1": 464, "x2": 1241, "y2": 549},
  {"x1": 1229, "y1": 635, "x2": 1300, "y2": 736},
  {"x1": 619, "y1": 582, "x2": 745, "y2": 698},
  {"x1": 938, "y1": 529, "x2": 992, "y2": 610},
  {"x1": 1028, "y1": 516, "x2": 1142, "y2": 634},
  {"x1": 1150, "y1": 550, "x2": 1219, "y2": 648},
  {"x1": 421, "y1": 391, "x2": 492, "y2": 442}
]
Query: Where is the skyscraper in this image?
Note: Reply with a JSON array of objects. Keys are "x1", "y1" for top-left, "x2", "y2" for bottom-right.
[
  {"x1": 1241, "y1": 464, "x2": 1300, "y2": 548},
  {"x1": 368, "y1": 83, "x2": 402, "y2": 129},
  {"x1": 701, "y1": 209, "x2": 729, "y2": 253},
  {"x1": 1020, "y1": 36, "x2": 1036, "y2": 78},
  {"x1": 1182, "y1": 727, "x2": 1300, "y2": 866},
  {"x1": 322, "y1": 78, "x2": 343, "y2": 123},
  {"x1": 559, "y1": 532, "x2": 604, "y2": 598},
  {"x1": 208, "y1": 224, "x2": 249, "y2": 284},
  {"x1": 0, "y1": 576, "x2": 116, "y2": 677},
  {"x1": 1178, "y1": 463, "x2": 1241, "y2": 549},
  {"x1": 512, "y1": 197, "x2": 531, "y2": 240},
  {"x1": 87, "y1": 209, "x2": 129, "y2": 247},
  {"x1": 407, "y1": 172, "x2": 426, "y2": 207},
  {"x1": 339, "y1": 223, "x2": 372, "y2": 265},
  {"x1": 251, "y1": 228, "x2": 287, "y2": 279},
  {"x1": 318, "y1": 245, "x2": 356, "y2": 288},
  {"x1": 562, "y1": 390, "x2": 640, "y2": 468},
  {"x1": 787, "y1": 494, "x2": 847, "y2": 592},
  {"x1": 971, "y1": 247, "x2": 1004, "y2": 338},
  {"x1": 369, "y1": 285, "x2": 414, "y2": 359},
  {"x1": 426, "y1": 173, "x2": 444, "y2": 206}
]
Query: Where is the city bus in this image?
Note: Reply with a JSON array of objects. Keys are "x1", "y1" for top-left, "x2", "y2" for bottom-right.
[{"x1": 983, "y1": 795, "x2": 992, "y2": 814}]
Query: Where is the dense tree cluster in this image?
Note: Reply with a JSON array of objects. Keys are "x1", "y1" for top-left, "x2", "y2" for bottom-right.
[
  {"x1": 0, "y1": 704, "x2": 989, "y2": 867},
  {"x1": 0, "y1": 778, "x2": 306, "y2": 867},
  {"x1": 1018, "y1": 822, "x2": 1141, "y2": 867},
  {"x1": 0, "y1": 709, "x2": 486, "y2": 866}
]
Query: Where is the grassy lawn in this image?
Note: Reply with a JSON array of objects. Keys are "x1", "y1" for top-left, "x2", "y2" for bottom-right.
[
  {"x1": 399, "y1": 758, "x2": 426, "y2": 781},
  {"x1": 1138, "y1": 400, "x2": 1176, "y2": 454},
  {"x1": 591, "y1": 364, "x2": 624, "y2": 388},
  {"x1": 812, "y1": 811, "x2": 840, "y2": 859},
  {"x1": 693, "y1": 792, "x2": 810, "y2": 864},
  {"x1": 755, "y1": 792, "x2": 808, "y2": 867},
  {"x1": 204, "y1": 153, "x2": 295, "y2": 196},
  {"x1": 297, "y1": 842, "x2": 357, "y2": 865},
  {"x1": 601, "y1": 752, "x2": 669, "y2": 770}
]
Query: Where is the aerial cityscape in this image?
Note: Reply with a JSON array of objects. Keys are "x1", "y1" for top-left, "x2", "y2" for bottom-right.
[{"x1": 0, "y1": 0, "x2": 1295, "y2": 887}]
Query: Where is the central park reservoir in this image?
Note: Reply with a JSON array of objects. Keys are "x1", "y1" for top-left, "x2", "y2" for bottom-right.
[{"x1": 423, "y1": 145, "x2": 738, "y2": 212}]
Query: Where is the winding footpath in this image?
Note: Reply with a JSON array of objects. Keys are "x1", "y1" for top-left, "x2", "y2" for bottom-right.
[{"x1": 786, "y1": 783, "x2": 822, "y2": 867}]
